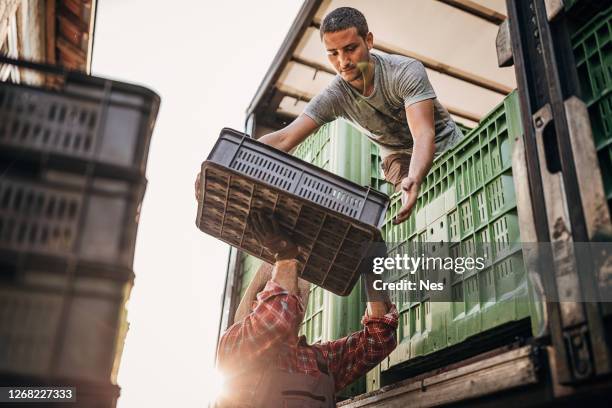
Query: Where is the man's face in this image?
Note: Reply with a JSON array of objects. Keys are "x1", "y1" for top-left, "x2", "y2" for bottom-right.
[{"x1": 323, "y1": 27, "x2": 373, "y2": 83}]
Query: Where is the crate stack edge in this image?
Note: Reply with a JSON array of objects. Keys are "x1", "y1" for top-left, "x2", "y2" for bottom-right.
[{"x1": 0, "y1": 65, "x2": 159, "y2": 403}]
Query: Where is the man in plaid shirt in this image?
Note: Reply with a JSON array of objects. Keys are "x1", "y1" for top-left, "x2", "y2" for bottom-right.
[{"x1": 215, "y1": 212, "x2": 398, "y2": 407}]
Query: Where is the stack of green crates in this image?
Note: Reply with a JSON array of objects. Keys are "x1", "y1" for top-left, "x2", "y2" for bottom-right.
[
  {"x1": 366, "y1": 91, "x2": 536, "y2": 390},
  {"x1": 571, "y1": 5, "x2": 612, "y2": 213}
]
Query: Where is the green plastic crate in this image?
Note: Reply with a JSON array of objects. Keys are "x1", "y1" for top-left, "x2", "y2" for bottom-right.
[
  {"x1": 455, "y1": 122, "x2": 474, "y2": 135},
  {"x1": 295, "y1": 119, "x2": 393, "y2": 195},
  {"x1": 565, "y1": 0, "x2": 609, "y2": 24},
  {"x1": 571, "y1": 5, "x2": 612, "y2": 211},
  {"x1": 376, "y1": 92, "x2": 535, "y2": 372},
  {"x1": 293, "y1": 123, "x2": 331, "y2": 170}
]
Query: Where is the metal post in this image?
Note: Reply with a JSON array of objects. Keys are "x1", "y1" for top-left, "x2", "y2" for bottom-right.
[{"x1": 505, "y1": 0, "x2": 611, "y2": 384}]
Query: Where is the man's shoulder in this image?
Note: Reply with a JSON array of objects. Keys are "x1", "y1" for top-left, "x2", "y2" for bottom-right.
[
  {"x1": 319, "y1": 74, "x2": 348, "y2": 96},
  {"x1": 374, "y1": 52, "x2": 420, "y2": 71}
]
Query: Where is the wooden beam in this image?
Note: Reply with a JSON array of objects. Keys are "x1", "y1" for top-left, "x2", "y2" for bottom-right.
[
  {"x1": 445, "y1": 104, "x2": 481, "y2": 123},
  {"x1": 310, "y1": 22, "x2": 512, "y2": 95},
  {"x1": 338, "y1": 346, "x2": 538, "y2": 407},
  {"x1": 84, "y1": 0, "x2": 96, "y2": 73},
  {"x1": 435, "y1": 0, "x2": 507, "y2": 25},
  {"x1": 45, "y1": 0, "x2": 56, "y2": 65},
  {"x1": 277, "y1": 87, "x2": 313, "y2": 104},
  {"x1": 57, "y1": 7, "x2": 88, "y2": 48},
  {"x1": 63, "y1": 0, "x2": 84, "y2": 19},
  {"x1": 291, "y1": 55, "x2": 335, "y2": 76},
  {"x1": 56, "y1": 37, "x2": 86, "y2": 69},
  {"x1": 374, "y1": 40, "x2": 513, "y2": 95}
]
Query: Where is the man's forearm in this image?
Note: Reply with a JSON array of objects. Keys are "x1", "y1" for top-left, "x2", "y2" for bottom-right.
[
  {"x1": 407, "y1": 130, "x2": 436, "y2": 183},
  {"x1": 363, "y1": 272, "x2": 391, "y2": 317},
  {"x1": 367, "y1": 301, "x2": 390, "y2": 317},
  {"x1": 271, "y1": 259, "x2": 300, "y2": 296},
  {"x1": 258, "y1": 129, "x2": 290, "y2": 152}
]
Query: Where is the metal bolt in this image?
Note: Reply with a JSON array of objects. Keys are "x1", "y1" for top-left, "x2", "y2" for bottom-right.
[{"x1": 573, "y1": 335, "x2": 583, "y2": 347}]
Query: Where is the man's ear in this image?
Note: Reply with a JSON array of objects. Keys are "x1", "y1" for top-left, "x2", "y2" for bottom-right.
[{"x1": 365, "y1": 32, "x2": 374, "y2": 50}]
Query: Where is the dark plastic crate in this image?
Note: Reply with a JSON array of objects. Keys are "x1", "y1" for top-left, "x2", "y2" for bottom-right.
[
  {"x1": 0, "y1": 161, "x2": 145, "y2": 269},
  {"x1": 196, "y1": 128, "x2": 389, "y2": 296},
  {"x1": 0, "y1": 265, "x2": 131, "y2": 384},
  {"x1": 0, "y1": 56, "x2": 160, "y2": 179}
]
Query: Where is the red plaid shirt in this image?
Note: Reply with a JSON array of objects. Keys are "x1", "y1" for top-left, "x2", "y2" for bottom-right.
[{"x1": 217, "y1": 280, "x2": 398, "y2": 393}]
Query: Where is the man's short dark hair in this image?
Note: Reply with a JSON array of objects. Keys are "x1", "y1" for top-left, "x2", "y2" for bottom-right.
[{"x1": 320, "y1": 7, "x2": 369, "y2": 40}]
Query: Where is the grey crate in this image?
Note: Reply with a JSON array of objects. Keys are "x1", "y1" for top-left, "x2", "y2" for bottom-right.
[
  {"x1": 0, "y1": 164, "x2": 145, "y2": 268},
  {"x1": 0, "y1": 58, "x2": 159, "y2": 178},
  {"x1": 196, "y1": 128, "x2": 389, "y2": 296},
  {"x1": 0, "y1": 262, "x2": 131, "y2": 383}
]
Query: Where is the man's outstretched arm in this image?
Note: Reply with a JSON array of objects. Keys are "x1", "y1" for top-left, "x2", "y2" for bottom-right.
[
  {"x1": 257, "y1": 113, "x2": 320, "y2": 152},
  {"x1": 317, "y1": 301, "x2": 398, "y2": 391},
  {"x1": 394, "y1": 99, "x2": 436, "y2": 224}
]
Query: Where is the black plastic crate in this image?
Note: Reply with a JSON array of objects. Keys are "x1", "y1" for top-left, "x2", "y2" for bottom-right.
[
  {"x1": 0, "y1": 160, "x2": 145, "y2": 269},
  {"x1": 196, "y1": 128, "x2": 389, "y2": 296},
  {"x1": 0, "y1": 256, "x2": 132, "y2": 384},
  {"x1": 0, "y1": 56, "x2": 160, "y2": 179}
]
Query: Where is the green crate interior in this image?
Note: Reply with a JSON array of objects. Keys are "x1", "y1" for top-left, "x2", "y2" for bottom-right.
[
  {"x1": 565, "y1": 0, "x2": 610, "y2": 25},
  {"x1": 378, "y1": 92, "x2": 533, "y2": 372},
  {"x1": 571, "y1": 5, "x2": 612, "y2": 212},
  {"x1": 238, "y1": 253, "x2": 263, "y2": 301},
  {"x1": 293, "y1": 123, "x2": 332, "y2": 170},
  {"x1": 295, "y1": 119, "x2": 394, "y2": 195}
]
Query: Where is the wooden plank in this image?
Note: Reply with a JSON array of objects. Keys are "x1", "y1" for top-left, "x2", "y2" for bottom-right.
[
  {"x1": 57, "y1": 36, "x2": 86, "y2": 66},
  {"x1": 57, "y1": 7, "x2": 88, "y2": 48},
  {"x1": 338, "y1": 346, "x2": 538, "y2": 407},
  {"x1": 435, "y1": 0, "x2": 507, "y2": 25},
  {"x1": 373, "y1": 40, "x2": 513, "y2": 96},
  {"x1": 291, "y1": 55, "x2": 335, "y2": 76},
  {"x1": 444, "y1": 104, "x2": 481, "y2": 123},
  {"x1": 62, "y1": 0, "x2": 83, "y2": 19},
  {"x1": 45, "y1": 0, "x2": 56, "y2": 65}
]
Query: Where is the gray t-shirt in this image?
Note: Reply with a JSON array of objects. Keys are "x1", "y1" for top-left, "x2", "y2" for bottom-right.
[{"x1": 304, "y1": 52, "x2": 463, "y2": 160}]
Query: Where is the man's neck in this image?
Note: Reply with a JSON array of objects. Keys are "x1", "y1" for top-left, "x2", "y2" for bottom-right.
[{"x1": 348, "y1": 56, "x2": 375, "y2": 97}]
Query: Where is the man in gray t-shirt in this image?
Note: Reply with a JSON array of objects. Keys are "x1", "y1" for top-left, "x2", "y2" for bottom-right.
[
  {"x1": 195, "y1": 7, "x2": 463, "y2": 225},
  {"x1": 304, "y1": 51, "x2": 462, "y2": 162}
]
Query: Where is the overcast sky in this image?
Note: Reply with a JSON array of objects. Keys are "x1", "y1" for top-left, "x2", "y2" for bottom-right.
[{"x1": 92, "y1": 1, "x2": 303, "y2": 406}]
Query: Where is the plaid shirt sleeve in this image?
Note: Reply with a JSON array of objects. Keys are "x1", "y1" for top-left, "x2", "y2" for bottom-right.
[
  {"x1": 217, "y1": 280, "x2": 304, "y2": 371},
  {"x1": 320, "y1": 303, "x2": 399, "y2": 391}
]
